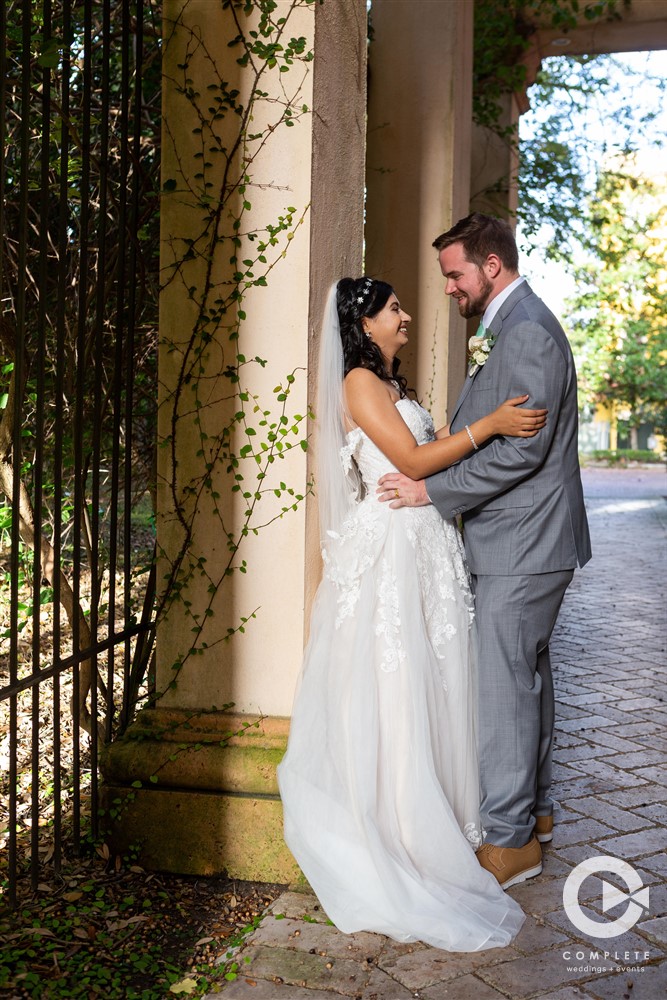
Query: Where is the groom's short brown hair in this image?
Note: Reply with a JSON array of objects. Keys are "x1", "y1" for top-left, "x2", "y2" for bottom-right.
[{"x1": 433, "y1": 213, "x2": 519, "y2": 272}]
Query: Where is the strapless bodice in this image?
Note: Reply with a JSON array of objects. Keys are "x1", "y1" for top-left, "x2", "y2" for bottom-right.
[{"x1": 340, "y1": 398, "x2": 435, "y2": 488}]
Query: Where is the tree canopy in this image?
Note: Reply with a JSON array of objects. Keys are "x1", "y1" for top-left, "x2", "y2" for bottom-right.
[
  {"x1": 518, "y1": 53, "x2": 666, "y2": 262},
  {"x1": 567, "y1": 165, "x2": 667, "y2": 440}
]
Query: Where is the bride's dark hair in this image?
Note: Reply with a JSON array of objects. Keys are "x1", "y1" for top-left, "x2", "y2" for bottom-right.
[{"x1": 336, "y1": 277, "x2": 409, "y2": 398}]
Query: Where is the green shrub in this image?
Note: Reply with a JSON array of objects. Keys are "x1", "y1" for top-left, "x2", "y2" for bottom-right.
[{"x1": 581, "y1": 449, "x2": 664, "y2": 466}]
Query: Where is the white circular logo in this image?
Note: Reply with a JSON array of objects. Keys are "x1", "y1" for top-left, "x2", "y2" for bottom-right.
[{"x1": 563, "y1": 856, "x2": 650, "y2": 939}]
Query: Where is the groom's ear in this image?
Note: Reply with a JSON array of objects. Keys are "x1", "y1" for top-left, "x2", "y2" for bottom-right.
[{"x1": 484, "y1": 253, "x2": 502, "y2": 279}]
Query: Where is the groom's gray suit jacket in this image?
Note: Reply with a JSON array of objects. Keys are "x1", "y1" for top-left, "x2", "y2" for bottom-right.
[{"x1": 427, "y1": 282, "x2": 591, "y2": 575}]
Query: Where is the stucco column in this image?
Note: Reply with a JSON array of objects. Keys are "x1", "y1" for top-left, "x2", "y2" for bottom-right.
[
  {"x1": 470, "y1": 95, "x2": 519, "y2": 222},
  {"x1": 365, "y1": 0, "x2": 474, "y2": 419},
  {"x1": 101, "y1": 0, "x2": 367, "y2": 880}
]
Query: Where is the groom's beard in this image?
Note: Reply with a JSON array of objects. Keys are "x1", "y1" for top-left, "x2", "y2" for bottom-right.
[{"x1": 456, "y1": 270, "x2": 494, "y2": 319}]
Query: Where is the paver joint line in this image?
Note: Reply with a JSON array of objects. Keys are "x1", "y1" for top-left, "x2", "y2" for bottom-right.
[{"x1": 210, "y1": 469, "x2": 666, "y2": 1000}]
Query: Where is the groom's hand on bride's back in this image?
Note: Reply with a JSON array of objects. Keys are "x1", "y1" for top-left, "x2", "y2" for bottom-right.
[{"x1": 377, "y1": 473, "x2": 431, "y2": 508}]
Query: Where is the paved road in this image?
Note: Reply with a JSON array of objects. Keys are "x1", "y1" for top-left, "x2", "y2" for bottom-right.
[
  {"x1": 580, "y1": 464, "x2": 666, "y2": 499},
  {"x1": 208, "y1": 467, "x2": 667, "y2": 1000}
]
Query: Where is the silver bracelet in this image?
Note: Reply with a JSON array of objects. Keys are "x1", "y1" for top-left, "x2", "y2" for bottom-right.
[{"x1": 465, "y1": 424, "x2": 479, "y2": 451}]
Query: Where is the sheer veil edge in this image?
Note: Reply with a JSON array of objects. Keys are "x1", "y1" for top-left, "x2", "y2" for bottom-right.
[{"x1": 315, "y1": 283, "x2": 357, "y2": 538}]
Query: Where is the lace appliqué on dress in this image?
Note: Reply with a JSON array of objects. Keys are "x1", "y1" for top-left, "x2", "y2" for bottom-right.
[
  {"x1": 322, "y1": 502, "x2": 386, "y2": 629},
  {"x1": 463, "y1": 821, "x2": 483, "y2": 849},
  {"x1": 375, "y1": 558, "x2": 406, "y2": 673},
  {"x1": 404, "y1": 512, "x2": 474, "y2": 694},
  {"x1": 339, "y1": 428, "x2": 363, "y2": 475}
]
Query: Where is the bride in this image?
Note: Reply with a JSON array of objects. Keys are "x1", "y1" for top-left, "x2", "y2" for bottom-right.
[{"x1": 277, "y1": 277, "x2": 544, "y2": 951}]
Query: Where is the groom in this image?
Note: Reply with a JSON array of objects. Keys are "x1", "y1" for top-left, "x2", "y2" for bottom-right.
[{"x1": 378, "y1": 213, "x2": 591, "y2": 889}]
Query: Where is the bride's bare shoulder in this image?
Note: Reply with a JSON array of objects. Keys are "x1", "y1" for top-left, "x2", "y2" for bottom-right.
[
  {"x1": 344, "y1": 368, "x2": 393, "y2": 402},
  {"x1": 344, "y1": 367, "x2": 381, "y2": 389}
]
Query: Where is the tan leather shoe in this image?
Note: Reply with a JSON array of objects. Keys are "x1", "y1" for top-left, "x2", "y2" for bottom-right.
[
  {"x1": 476, "y1": 834, "x2": 543, "y2": 889},
  {"x1": 534, "y1": 814, "x2": 554, "y2": 843}
]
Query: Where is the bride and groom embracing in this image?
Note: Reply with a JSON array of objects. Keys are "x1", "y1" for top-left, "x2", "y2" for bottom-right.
[{"x1": 278, "y1": 213, "x2": 591, "y2": 952}]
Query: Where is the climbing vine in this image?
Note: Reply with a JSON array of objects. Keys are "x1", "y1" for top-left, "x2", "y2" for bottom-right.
[{"x1": 154, "y1": 0, "x2": 317, "y2": 694}]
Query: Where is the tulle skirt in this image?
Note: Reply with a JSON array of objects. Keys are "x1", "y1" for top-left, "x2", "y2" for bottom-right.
[{"x1": 278, "y1": 500, "x2": 524, "y2": 951}]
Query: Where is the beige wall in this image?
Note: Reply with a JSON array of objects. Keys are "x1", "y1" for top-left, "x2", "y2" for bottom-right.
[
  {"x1": 304, "y1": 0, "x2": 367, "y2": 622},
  {"x1": 156, "y1": 1, "x2": 367, "y2": 718},
  {"x1": 365, "y1": 0, "x2": 474, "y2": 421}
]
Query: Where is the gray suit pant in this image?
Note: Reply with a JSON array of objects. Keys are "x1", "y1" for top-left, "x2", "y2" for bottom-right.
[{"x1": 472, "y1": 570, "x2": 574, "y2": 849}]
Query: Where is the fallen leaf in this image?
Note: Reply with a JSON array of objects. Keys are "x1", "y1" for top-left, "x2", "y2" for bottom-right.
[{"x1": 169, "y1": 978, "x2": 199, "y2": 995}]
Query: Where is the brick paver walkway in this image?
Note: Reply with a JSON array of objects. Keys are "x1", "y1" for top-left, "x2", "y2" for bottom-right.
[{"x1": 208, "y1": 467, "x2": 667, "y2": 1000}]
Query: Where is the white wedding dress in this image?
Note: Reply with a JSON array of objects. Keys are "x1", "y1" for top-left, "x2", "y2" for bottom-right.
[{"x1": 277, "y1": 398, "x2": 524, "y2": 951}]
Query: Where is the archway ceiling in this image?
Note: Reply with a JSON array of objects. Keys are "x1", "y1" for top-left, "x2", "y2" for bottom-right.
[
  {"x1": 512, "y1": 0, "x2": 667, "y2": 111},
  {"x1": 528, "y1": 0, "x2": 667, "y2": 57}
]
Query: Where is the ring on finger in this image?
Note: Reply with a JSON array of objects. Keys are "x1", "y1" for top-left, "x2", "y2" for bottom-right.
[{"x1": 394, "y1": 488, "x2": 400, "y2": 499}]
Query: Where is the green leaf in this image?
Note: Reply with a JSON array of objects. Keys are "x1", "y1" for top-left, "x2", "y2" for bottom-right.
[{"x1": 37, "y1": 37, "x2": 60, "y2": 69}]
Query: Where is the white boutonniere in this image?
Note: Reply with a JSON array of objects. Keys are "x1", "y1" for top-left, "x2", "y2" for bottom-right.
[{"x1": 467, "y1": 327, "x2": 496, "y2": 376}]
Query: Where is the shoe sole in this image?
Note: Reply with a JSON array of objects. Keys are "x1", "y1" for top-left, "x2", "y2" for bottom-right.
[
  {"x1": 500, "y1": 862, "x2": 543, "y2": 890},
  {"x1": 536, "y1": 832, "x2": 553, "y2": 844}
]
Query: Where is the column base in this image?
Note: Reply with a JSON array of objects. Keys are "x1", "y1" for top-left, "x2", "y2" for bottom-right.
[{"x1": 100, "y1": 708, "x2": 303, "y2": 883}]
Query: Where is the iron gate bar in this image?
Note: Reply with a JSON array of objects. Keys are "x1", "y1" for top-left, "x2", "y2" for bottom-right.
[
  {"x1": 52, "y1": 0, "x2": 76, "y2": 865},
  {"x1": 72, "y1": 2, "x2": 92, "y2": 843},
  {"x1": 71, "y1": 0, "x2": 89, "y2": 854},
  {"x1": 31, "y1": 0, "x2": 53, "y2": 893},
  {"x1": 1, "y1": 0, "x2": 159, "y2": 907},
  {"x1": 107, "y1": 0, "x2": 128, "y2": 764},
  {"x1": 52, "y1": 0, "x2": 73, "y2": 882},
  {"x1": 97, "y1": 0, "x2": 111, "y2": 745},
  {"x1": 0, "y1": 0, "x2": 6, "y2": 907},
  {"x1": 7, "y1": 0, "x2": 33, "y2": 914},
  {"x1": 123, "y1": 0, "x2": 143, "y2": 734},
  {"x1": 0, "y1": 0, "x2": 8, "y2": 906},
  {"x1": 0, "y1": 621, "x2": 155, "y2": 703}
]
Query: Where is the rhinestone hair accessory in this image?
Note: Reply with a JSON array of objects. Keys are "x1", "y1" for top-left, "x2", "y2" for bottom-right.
[{"x1": 355, "y1": 278, "x2": 375, "y2": 314}]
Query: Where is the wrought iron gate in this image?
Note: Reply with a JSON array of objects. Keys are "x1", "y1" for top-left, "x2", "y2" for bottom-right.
[{"x1": 0, "y1": 0, "x2": 161, "y2": 907}]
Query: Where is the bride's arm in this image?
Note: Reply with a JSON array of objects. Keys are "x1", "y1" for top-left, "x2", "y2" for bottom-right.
[
  {"x1": 344, "y1": 368, "x2": 546, "y2": 480},
  {"x1": 435, "y1": 424, "x2": 450, "y2": 439}
]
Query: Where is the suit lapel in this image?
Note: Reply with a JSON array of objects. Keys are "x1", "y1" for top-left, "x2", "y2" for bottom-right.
[
  {"x1": 449, "y1": 363, "x2": 479, "y2": 428},
  {"x1": 490, "y1": 281, "x2": 533, "y2": 339},
  {"x1": 449, "y1": 282, "x2": 535, "y2": 429}
]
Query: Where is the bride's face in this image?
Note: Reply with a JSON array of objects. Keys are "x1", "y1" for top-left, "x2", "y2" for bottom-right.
[{"x1": 363, "y1": 294, "x2": 411, "y2": 361}]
